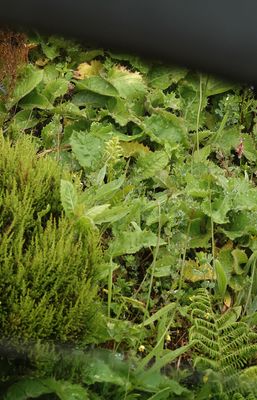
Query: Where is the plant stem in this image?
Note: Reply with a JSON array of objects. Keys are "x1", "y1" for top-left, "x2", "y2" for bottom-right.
[
  {"x1": 145, "y1": 202, "x2": 161, "y2": 315},
  {"x1": 107, "y1": 257, "x2": 113, "y2": 318},
  {"x1": 196, "y1": 73, "x2": 203, "y2": 154}
]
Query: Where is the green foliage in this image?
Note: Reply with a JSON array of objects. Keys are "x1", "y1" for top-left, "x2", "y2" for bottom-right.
[
  {"x1": 4, "y1": 377, "x2": 89, "y2": 400},
  {"x1": 2, "y1": 31, "x2": 257, "y2": 400},
  {"x1": 0, "y1": 134, "x2": 101, "y2": 343},
  {"x1": 189, "y1": 289, "x2": 257, "y2": 396}
]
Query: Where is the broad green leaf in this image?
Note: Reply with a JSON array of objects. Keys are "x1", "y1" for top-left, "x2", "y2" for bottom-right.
[
  {"x1": 147, "y1": 89, "x2": 166, "y2": 109},
  {"x1": 205, "y1": 76, "x2": 236, "y2": 96},
  {"x1": 136, "y1": 373, "x2": 188, "y2": 398},
  {"x1": 79, "y1": 49, "x2": 104, "y2": 62},
  {"x1": 70, "y1": 131, "x2": 104, "y2": 171},
  {"x1": 151, "y1": 265, "x2": 171, "y2": 278},
  {"x1": 9, "y1": 110, "x2": 39, "y2": 131},
  {"x1": 7, "y1": 65, "x2": 43, "y2": 109},
  {"x1": 107, "y1": 97, "x2": 141, "y2": 126},
  {"x1": 201, "y1": 196, "x2": 231, "y2": 224},
  {"x1": 193, "y1": 145, "x2": 211, "y2": 162},
  {"x1": 44, "y1": 379, "x2": 89, "y2": 400},
  {"x1": 110, "y1": 230, "x2": 165, "y2": 257},
  {"x1": 91, "y1": 205, "x2": 130, "y2": 224},
  {"x1": 4, "y1": 378, "x2": 89, "y2": 400},
  {"x1": 108, "y1": 51, "x2": 150, "y2": 73},
  {"x1": 85, "y1": 204, "x2": 110, "y2": 220},
  {"x1": 232, "y1": 248, "x2": 248, "y2": 275},
  {"x1": 103, "y1": 318, "x2": 143, "y2": 345},
  {"x1": 188, "y1": 216, "x2": 212, "y2": 248},
  {"x1": 217, "y1": 245, "x2": 234, "y2": 277},
  {"x1": 144, "y1": 113, "x2": 187, "y2": 146},
  {"x1": 89, "y1": 121, "x2": 143, "y2": 142},
  {"x1": 41, "y1": 41, "x2": 60, "y2": 60},
  {"x1": 54, "y1": 102, "x2": 88, "y2": 118},
  {"x1": 41, "y1": 115, "x2": 62, "y2": 148},
  {"x1": 72, "y1": 90, "x2": 109, "y2": 108},
  {"x1": 42, "y1": 78, "x2": 69, "y2": 102},
  {"x1": 84, "y1": 357, "x2": 129, "y2": 387},
  {"x1": 82, "y1": 349, "x2": 131, "y2": 387},
  {"x1": 81, "y1": 176, "x2": 125, "y2": 206},
  {"x1": 186, "y1": 174, "x2": 210, "y2": 198},
  {"x1": 214, "y1": 259, "x2": 228, "y2": 298},
  {"x1": 60, "y1": 180, "x2": 78, "y2": 217},
  {"x1": 53, "y1": 380, "x2": 89, "y2": 400},
  {"x1": 148, "y1": 254, "x2": 175, "y2": 277},
  {"x1": 164, "y1": 91, "x2": 182, "y2": 110},
  {"x1": 222, "y1": 212, "x2": 257, "y2": 240},
  {"x1": 76, "y1": 76, "x2": 118, "y2": 97},
  {"x1": 242, "y1": 135, "x2": 257, "y2": 162},
  {"x1": 229, "y1": 275, "x2": 246, "y2": 291},
  {"x1": 146, "y1": 387, "x2": 177, "y2": 400},
  {"x1": 229, "y1": 179, "x2": 257, "y2": 212},
  {"x1": 178, "y1": 76, "x2": 208, "y2": 130},
  {"x1": 4, "y1": 378, "x2": 52, "y2": 400},
  {"x1": 20, "y1": 89, "x2": 53, "y2": 110},
  {"x1": 108, "y1": 66, "x2": 147, "y2": 99},
  {"x1": 42, "y1": 64, "x2": 59, "y2": 83},
  {"x1": 134, "y1": 151, "x2": 169, "y2": 180},
  {"x1": 148, "y1": 65, "x2": 187, "y2": 89}
]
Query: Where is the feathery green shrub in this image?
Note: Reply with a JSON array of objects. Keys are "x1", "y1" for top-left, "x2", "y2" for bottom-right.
[{"x1": 0, "y1": 133, "x2": 101, "y2": 343}]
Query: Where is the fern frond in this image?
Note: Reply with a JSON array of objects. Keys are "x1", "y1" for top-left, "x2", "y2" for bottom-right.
[{"x1": 189, "y1": 289, "x2": 257, "y2": 398}]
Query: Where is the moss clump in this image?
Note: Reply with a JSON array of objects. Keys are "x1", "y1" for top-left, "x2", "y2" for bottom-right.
[{"x1": 0, "y1": 133, "x2": 101, "y2": 343}]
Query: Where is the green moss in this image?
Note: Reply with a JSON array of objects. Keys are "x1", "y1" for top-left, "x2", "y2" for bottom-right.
[{"x1": 0, "y1": 134, "x2": 102, "y2": 343}]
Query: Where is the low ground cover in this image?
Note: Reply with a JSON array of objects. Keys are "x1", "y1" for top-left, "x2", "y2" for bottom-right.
[{"x1": 1, "y1": 31, "x2": 257, "y2": 399}]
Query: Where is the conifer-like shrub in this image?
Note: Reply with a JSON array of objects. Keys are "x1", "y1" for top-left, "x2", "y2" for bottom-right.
[{"x1": 0, "y1": 134, "x2": 101, "y2": 343}]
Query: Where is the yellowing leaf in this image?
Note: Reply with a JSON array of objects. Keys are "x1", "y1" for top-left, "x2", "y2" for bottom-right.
[
  {"x1": 35, "y1": 58, "x2": 49, "y2": 67},
  {"x1": 184, "y1": 260, "x2": 215, "y2": 282},
  {"x1": 73, "y1": 60, "x2": 103, "y2": 80},
  {"x1": 120, "y1": 141, "x2": 150, "y2": 157},
  {"x1": 224, "y1": 292, "x2": 232, "y2": 308},
  {"x1": 108, "y1": 65, "x2": 147, "y2": 99}
]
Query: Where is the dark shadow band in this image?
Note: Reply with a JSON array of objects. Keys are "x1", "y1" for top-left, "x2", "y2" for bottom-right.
[{"x1": 0, "y1": 1, "x2": 256, "y2": 83}]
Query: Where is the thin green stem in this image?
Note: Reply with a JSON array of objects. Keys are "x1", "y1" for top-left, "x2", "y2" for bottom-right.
[
  {"x1": 137, "y1": 220, "x2": 191, "y2": 373},
  {"x1": 196, "y1": 74, "x2": 203, "y2": 154},
  {"x1": 211, "y1": 111, "x2": 229, "y2": 143},
  {"x1": 145, "y1": 202, "x2": 161, "y2": 314},
  {"x1": 107, "y1": 257, "x2": 113, "y2": 318},
  {"x1": 208, "y1": 177, "x2": 216, "y2": 278}
]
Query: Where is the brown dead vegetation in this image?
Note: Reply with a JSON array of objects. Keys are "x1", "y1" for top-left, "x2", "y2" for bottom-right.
[{"x1": 0, "y1": 29, "x2": 28, "y2": 94}]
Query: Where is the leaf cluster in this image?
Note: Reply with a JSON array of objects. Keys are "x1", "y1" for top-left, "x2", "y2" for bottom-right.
[{"x1": 2, "y1": 32, "x2": 257, "y2": 400}]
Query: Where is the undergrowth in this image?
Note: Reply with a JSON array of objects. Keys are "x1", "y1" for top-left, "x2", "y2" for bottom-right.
[
  {"x1": 0, "y1": 134, "x2": 103, "y2": 392},
  {"x1": 1, "y1": 31, "x2": 257, "y2": 399}
]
